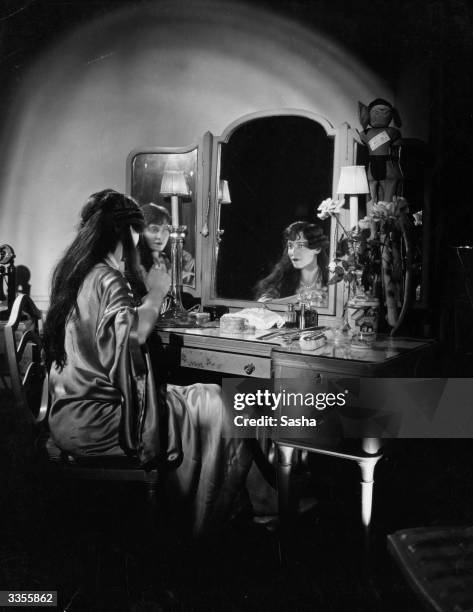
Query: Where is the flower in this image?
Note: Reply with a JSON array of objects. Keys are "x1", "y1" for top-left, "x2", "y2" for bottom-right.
[
  {"x1": 358, "y1": 216, "x2": 372, "y2": 230},
  {"x1": 327, "y1": 260, "x2": 348, "y2": 285},
  {"x1": 371, "y1": 197, "x2": 409, "y2": 220},
  {"x1": 317, "y1": 197, "x2": 345, "y2": 220},
  {"x1": 413, "y1": 210, "x2": 423, "y2": 226}
]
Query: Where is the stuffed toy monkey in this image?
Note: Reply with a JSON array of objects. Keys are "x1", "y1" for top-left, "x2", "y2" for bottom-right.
[{"x1": 358, "y1": 98, "x2": 403, "y2": 203}]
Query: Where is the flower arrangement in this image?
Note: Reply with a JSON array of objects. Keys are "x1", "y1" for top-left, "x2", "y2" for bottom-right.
[
  {"x1": 317, "y1": 195, "x2": 422, "y2": 334},
  {"x1": 317, "y1": 197, "x2": 380, "y2": 294}
]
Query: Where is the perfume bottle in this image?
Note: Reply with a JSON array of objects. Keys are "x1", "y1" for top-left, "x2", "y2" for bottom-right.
[
  {"x1": 284, "y1": 303, "x2": 297, "y2": 328},
  {"x1": 306, "y1": 301, "x2": 319, "y2": 327}
]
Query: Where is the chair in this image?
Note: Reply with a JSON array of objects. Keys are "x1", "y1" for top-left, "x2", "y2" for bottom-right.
[
  {"x1": 4, "y1": 293, "x2": 159, "y2": 500},
  {"x1": 4, "y1": 293, "x2": 47, "y2": 424},
  {"x1": 388, "y1": 526, "x2": 473, "y2": 611},
  {"x1": 4, "y1": 294, "x2": 160, "y2": 604}
]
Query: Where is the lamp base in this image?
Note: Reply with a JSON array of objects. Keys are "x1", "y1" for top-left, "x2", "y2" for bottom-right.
[
  {"x1": 155, "y1": 303, "x2": 196, "y2": 328},
  {"x1": 155, "y1": 225, "x2": 198, "y2": 328}
]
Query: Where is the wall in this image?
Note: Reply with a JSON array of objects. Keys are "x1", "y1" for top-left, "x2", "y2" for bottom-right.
[{"x1": 0, "y1": 0, "x2": 391, "y2": 302}]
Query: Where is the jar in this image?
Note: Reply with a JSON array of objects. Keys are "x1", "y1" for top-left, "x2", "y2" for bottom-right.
[{"x1": 347, "y1": 296, "x2": 380, "y2": 333}]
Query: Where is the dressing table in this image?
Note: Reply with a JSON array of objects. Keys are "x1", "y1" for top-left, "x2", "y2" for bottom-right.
[
  {"x1": 155, "y1": 326, "x2": 434, "y2": 533},
  {"x1": 157, "y1": 326, "x2": 432, "y2": 380},
  {"x1": 127, "y1": 108, "x2": 433, "y2": 534}
]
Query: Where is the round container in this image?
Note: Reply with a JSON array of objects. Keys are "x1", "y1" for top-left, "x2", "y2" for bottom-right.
[
  {"x1": 219, "y1": 315, "x2": 247, "y2": 334},
  {"x1": 189, "y1": 312, "x2": 210, "y2": 326},
  {"x1": 299, "y1": 333, "x2": 326, "y2": 351}
]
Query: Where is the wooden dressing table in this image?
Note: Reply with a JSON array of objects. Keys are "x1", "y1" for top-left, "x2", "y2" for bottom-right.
[{"x1": 156, "y1": 326, "x2": 435, "y2": 532}]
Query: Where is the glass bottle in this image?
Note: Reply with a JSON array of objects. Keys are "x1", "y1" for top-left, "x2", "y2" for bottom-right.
[
  {"x1": 298, "y1": 302, "x2": 306, "y2": 330},
  {"x1": 306, "y1": 301, "x2": 319, "y2": 327},
  {"x1": 284, "y1": 303, "x2": 297, "y2": 328}
]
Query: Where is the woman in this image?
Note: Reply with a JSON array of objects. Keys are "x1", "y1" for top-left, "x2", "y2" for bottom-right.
[
  {"x1": 255, "y1": 221, "x2": 329, "y2": 304},
  {"x1": 139, "y1": 202, "x2": 195, "y2": 285},
  {"x1": 44, "y1": 189, "x2": 251, "y2": 535}
]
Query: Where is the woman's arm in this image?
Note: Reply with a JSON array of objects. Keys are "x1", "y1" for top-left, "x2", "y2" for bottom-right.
[
  {"x1": 259, "y1": 294, "x2": 299, "y2": 305},
  {"x1": 136, "y1": 266, "x2": 171, "y2": 343}
]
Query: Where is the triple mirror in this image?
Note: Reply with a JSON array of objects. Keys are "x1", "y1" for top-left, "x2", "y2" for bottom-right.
[{"x1": 128, "y1": 112, "x2": 348, "y2": 316}]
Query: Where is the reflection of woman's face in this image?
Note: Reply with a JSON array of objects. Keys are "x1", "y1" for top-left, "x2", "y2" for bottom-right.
[
  {"x1": 287, "y1": 233, "x2": 319, "y2": 269},
  {"x1": 144, "y1": 223, "x2": 170, "y2": 253}
]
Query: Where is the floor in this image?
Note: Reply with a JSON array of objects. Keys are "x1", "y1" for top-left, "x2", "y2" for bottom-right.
[{"x1": 2, "y1": 393, "x2": 473, "y2": 611}]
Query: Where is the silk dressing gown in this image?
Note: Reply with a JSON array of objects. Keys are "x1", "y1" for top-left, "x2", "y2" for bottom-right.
[{"x1": 49, "y1": 258, "x2": 252, "y2": 534}]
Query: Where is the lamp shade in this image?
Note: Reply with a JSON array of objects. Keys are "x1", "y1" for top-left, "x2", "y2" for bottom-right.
[
  {"x1": 336, "y1": 166, "x2": 369, "y2": 195},
  {"x1": 160, "y1": 170, "x2": 190, "y2": 196},
  {"x1": 218, "y1": 180, "x2": 231, "y2": 204}
]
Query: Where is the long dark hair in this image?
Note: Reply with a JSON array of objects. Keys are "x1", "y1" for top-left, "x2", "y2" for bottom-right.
[
  {"x1": 255, "y1": 221, "x2": 329, "y2": 299},
  {"x1": 138, "y1": 203, "x2": 172, "y2": 272},
  {"x1": 44, "y1": 189, "x2": 144, "y2": 370}
]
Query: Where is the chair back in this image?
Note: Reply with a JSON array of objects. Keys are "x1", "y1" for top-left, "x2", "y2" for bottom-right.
[{"x1": 4, "y1": 294, "x2": 48, "y2": 424}]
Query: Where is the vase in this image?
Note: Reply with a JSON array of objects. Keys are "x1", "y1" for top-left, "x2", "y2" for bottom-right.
[{"x1": 347, "y1": 295, "x2": 380, "y2": 333}]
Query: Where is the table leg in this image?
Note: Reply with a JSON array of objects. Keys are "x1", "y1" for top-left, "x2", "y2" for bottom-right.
[
  {"x1": 362, "y1": 437, "x2": 382, "y2": 454},
  {"x1": 277, "y1": 444, "x2": 296, "y2": 521},
  {"x1": 276, "y1": 444, "x2": 296, "y2": 566},
  {"x1": 356, "y1": 457, "x2": 379, "y2": 530}
]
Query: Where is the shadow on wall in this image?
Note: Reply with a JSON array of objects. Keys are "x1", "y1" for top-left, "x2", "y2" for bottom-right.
[{"x1": 0, "y1": 0, "x2": 388, "y2": 304}]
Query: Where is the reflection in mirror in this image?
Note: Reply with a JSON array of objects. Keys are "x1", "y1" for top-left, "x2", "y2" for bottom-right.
[
  {"x1": 130, "y1": 149, "x2": 197, "y2": 288},
  {"x1": 255, "y1": 221, "x2": 329, "y2": 307},
  {"x1": 215, "y1": 116, "x2": 334, "y2": 303}
]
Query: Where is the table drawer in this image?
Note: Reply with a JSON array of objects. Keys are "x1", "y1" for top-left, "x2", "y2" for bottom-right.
[{"x1": 181, "y1": 347, "x2": 271, "y2": 378}]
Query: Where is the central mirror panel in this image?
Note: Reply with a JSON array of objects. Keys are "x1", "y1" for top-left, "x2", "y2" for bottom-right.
[
  {"x1": 214, "y1": 115, "x2": 334, "y2": 306},
  {"x1": 127, "y1": 146, "x2": 199, "y2": 290}
]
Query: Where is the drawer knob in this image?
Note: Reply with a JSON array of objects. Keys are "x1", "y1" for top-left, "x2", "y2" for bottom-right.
[{"x1": 244, "y1": 363, "x2": 256, "y2": 375}]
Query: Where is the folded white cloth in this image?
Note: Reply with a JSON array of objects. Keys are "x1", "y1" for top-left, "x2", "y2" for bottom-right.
[{"x1": 230, "y1": 307, "x2": 285, "y2": 330}]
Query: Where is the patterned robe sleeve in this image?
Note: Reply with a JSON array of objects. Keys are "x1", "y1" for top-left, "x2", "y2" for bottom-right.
[{"x1": 96, "y1": 270, "x2": 161, "y2": 464}]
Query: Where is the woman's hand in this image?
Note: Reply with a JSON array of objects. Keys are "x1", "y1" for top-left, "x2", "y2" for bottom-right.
[
  {"x1": 146, "y1": 264, "x2": 171, "y2": 300},
  {"x1": 136, "y1": 264, "x2": 171, "y2": 344}
]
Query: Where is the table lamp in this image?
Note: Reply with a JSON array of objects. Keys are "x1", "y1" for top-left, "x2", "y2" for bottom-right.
[
  {"x1": 336, "y1": 166, "x2": 369, "y2": 230},
  {"x1": 218, "y1": 179, "x2": 231, "y2": 205},
  {"x1": 217, "y1": 179, "x2": 231, "y2": 244},
  {"x1": 158, "y1": 169, "x2": 192, "y2": 326}
]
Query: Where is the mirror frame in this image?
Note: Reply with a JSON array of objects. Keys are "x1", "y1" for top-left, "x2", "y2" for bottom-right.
[
  {"x1": 201, "y1": 110, "x2": 357, "y2": 324},
  {"x1": 126, "y1": 141, "x2": 208, "y2": 298}
]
